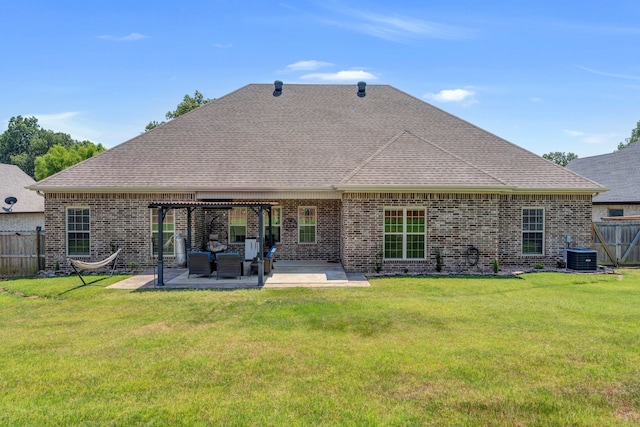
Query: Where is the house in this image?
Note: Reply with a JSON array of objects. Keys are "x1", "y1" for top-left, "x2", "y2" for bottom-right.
[
  {"x1": 30, "y1": 83, "x2": 603, "y2": 275},
  {"x1": 0, "y1": 163, "x2": 44, "y2": 232},
  {"x1": 567, "y1": 143, "x2": 640, "y2": 221}
]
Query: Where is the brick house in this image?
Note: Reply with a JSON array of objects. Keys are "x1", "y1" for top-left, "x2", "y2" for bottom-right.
[{"x1": 30, "y1": 83, "x2": 603, "y2": 274}]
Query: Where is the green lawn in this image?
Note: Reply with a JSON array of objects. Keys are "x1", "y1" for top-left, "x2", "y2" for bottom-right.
[{"x1": 1, "y1": 271, "x2": 639, "y2": 426}]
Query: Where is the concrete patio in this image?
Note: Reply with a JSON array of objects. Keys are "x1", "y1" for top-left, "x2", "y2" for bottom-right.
[{"x1": 107, "y1": 261, "x2": 370, "y2": 290}]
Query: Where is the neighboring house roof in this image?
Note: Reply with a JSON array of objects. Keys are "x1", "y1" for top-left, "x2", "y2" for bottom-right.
[
  {"x1": 567, "y1": 142, "x2": 640, "y2": 203},
  {"x1": 31, "y1": 83, "x2": 603, "y2": 194},
  {"x1": 0, "y1": 163, "x2": 44, "y2": 213}
]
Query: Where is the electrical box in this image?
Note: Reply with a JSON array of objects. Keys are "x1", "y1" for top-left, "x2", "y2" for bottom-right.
[{"x1": 566, "y1": 248, "x2": 597, "y2": 271}]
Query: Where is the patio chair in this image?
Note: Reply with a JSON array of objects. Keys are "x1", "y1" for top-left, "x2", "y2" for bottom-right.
[
  {"x1": 188, "y1": 251, "x2": 213, "y2": 278},
  {"x1": 250, "y1": 246, "x2": 276, "y2": 275},
  {"x1": 216, "y1": 252, "x2": 241, "y2": 279}
]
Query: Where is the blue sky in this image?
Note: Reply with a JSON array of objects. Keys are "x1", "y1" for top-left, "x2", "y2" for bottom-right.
[{"x1": 1, "y1": 1, "x2": 639, "y2": 158}]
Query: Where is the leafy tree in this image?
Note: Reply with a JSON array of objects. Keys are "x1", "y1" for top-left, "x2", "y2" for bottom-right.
[
  {"x1": 145, "y1": 90, "x2": 212, "y2": 131},
  {"x1": 0, "y1": 116, "x2": 76, "y2": 178},
  {"x1": 34, "y1": 141, "x2": 105, "y2": 180},
  {"x1": 617, "y1": 120, "x2": 640, "y2": 150},
  {"x1": 542, "y1": 151, "x2": 578, "y2": 166}
]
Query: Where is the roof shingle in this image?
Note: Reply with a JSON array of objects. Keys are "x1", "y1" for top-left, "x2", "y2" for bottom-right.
[{"x1": 32, "y1": 84, "x2": 603, "y2": 194}]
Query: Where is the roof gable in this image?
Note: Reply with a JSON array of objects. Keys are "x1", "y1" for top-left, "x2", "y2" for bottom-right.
[{"x1": 341, "y1": 131, "x2": 506, "y2": 188}]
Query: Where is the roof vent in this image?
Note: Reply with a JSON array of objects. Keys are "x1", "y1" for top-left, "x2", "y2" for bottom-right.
[
  {"x1": 357, "y1": 81, "x2": 366, "y2": 98},
  {"x1": 273, "y1": 80, "x2": 283, "y2": 97}
]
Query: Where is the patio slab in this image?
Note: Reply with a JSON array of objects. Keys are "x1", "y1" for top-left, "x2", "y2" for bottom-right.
[{"x1": 107, "y1": 261, "x2": 370, "y2": 290}]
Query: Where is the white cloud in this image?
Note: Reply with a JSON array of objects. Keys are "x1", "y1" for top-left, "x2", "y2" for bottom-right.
[
  {"x1": 300, "y1": 70, "x2": 377, "y2": 82},
  {"x1": 98, "y1": 32, "x2": 150, "y2": 42},
  {"x1": 531, "y1": 97, "x2": 543, "y2": 103},
  {"x1": 320, "y1": 7, "x2": 474, "y2": 43},
  {"x1": 577, "y1": 66, "x2": 640, "y2": 80},
  {"x1": 564, "y1": 129, "x2": 620, "y2": 145},
  {"x1": 214, "y1": 43, "x2": 233, "y2": 49},
  {"x1": 424, "y1": 88, "x2": 477, "y2": 105},
  {"x1": 34, "y1": 112, "x2": 102, "y2": 142},
  {"x1": 286, "y1": 60, "x2": 333, "y2": 71}
]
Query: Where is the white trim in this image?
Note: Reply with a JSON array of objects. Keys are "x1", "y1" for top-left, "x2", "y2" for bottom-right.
[
  {"x1": 228, "y1": 207, "x2": 247, "y2": 245},
  {"x1": 66, "y1": 206, "x2": 91, "y2": 257},
  {"x1": 521, "y1": 207, "x2": 545, "y2": 256},
  {"x1": 383, "y1": 207, "x2": 427, "y2": 261},
  {"x1": 150, "y1": 209, "x2": 176, "y2": 257},
  {"x1": 196, "y1": 190, "x2": 341, "y2": 200},
  {"x1": 298, "y1": 206, "x2": 317, "y2": 244}
]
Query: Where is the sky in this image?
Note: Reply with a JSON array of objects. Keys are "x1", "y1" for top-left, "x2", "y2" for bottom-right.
[{"x1": 1, "y1": 0, "x2": 639, "y2": 158}]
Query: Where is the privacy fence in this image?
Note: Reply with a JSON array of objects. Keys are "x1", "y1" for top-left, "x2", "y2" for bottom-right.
[
  {"x1": 0, "y1": 230, "x2": 45, "y2": 277},
  {"x1": 593, "y1": 221, "x2": 640, "y2": 266}
]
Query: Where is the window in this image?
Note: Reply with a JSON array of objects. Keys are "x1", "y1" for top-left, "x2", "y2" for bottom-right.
[
  {"x1": 151, "y1": 209, "x2": 175, "y2": 256},
  {"x1": 608, "y1": 208, "x2": 624, "y2": 217},
  {"x1": 264, "y1": 207, "x2": 282, "y2": 244},
  {"x1": 522, "y1": 208, "x2": 544, "y2": 255},
  {"x1": 384, "y1": 208, "x2": 426, "y2": 259},
  {"x1": 67, "y1": 207, "x2": 90, "y2": 256},
  {"x1": 298, "y1": 206, "x2": 316, "y2": 243},
  {"x1": 229, "y1": 207, "x2": 247, "y2": 243}
]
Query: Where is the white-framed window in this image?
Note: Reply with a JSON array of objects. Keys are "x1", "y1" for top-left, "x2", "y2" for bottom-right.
[
  {"x1": 264, "y1": 206, "x2": 282, "y2": 244},
  {"x1": 151, "y1": 209, "x2": 175, "y2": 256},
  {"x1": 229, "y1": 207, "x2": 247, "y2": 243},
  {"x1": 522, "y1": 208, "x2": 544, "y2": 255},
  {"x1": 67, "y1": 207, "x2": 90, "y2": 257},
  {"x1": 298, "y1": 206, "x2": 316, "y2": 244},
  {"x1": 384, "y1": 208, "x2": 426, "y2": 260}
]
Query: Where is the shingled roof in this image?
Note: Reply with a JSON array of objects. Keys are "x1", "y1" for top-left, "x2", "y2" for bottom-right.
[
  {"x1": 567, "y1": 142, "x2": 640, "y2": 203},
  {"x1": 0, "y1": 163, "x2": 44, "y2": 213},
  {"x1": 31, "y1": 83, "x2": 603, "y2": 194}
]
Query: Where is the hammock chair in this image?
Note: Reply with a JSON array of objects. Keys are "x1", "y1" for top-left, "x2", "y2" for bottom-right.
[{"x1": 68, "y1": 248, "x2": 122, "y2": 286}]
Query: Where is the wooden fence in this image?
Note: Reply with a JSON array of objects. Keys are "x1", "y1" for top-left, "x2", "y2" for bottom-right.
[
  {"x1": 0, "y1": 230, "x2": 45, "y2": 277},
  {"x1": 593, "y1": 221, "x2": 640, "y2": 266}
]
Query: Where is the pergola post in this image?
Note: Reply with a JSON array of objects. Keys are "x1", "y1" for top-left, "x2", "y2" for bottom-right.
[{"x1": 157, "y1": 207, "x2": 166, "y2": 286}]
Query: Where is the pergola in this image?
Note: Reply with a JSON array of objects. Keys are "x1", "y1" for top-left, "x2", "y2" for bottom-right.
[{"x1": 148, "y1": 201, "x2": 279, "y2": 287}]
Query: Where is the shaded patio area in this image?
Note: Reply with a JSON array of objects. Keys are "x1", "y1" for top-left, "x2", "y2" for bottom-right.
[{"x1": 108, "y1": 261, "x2": 370, "y2": 290}]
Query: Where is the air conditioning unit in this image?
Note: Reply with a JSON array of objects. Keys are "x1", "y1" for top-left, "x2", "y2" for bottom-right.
[{"x1": 566, "y1": 248, "x2": 597, "y2": 271}]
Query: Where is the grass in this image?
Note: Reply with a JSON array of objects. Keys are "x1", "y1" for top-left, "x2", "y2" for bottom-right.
[{"x1": 1, "y1": 271, "x2": 639, "y2": 426}]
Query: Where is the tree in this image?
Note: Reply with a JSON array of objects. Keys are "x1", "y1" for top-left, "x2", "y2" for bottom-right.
[
  {"x1": 34, "y1": 141, "x2": 105, "y2": 180},
  {"x1": 0, "y1": 116, "x2": 76, "y2": 178},
  {"x1": 617, "y1": 120, "x2": 640, "y2": 150},
  {"x1": 145, "y1": 90, "x2": 212, "y2": 131},
  {"x1": 542, "y1": 151, "x2": 578, "y2": 166}
]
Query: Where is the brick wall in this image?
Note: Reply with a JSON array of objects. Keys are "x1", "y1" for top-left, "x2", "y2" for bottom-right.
[
  {"x1": 341, "y1": 192, "x2": 593, "y2": 273},
  {"x1": 44, "y1": 192, "x2": 593, "y2": 274},
  {"x1": 498, "y1": 194, "x2": 593, "y2": 268},
  {"x1": 44, "y1": 193, "x2": 194, "y2": 271},
  {"x1": 44, "y1": 194, "x2": 341, "y2": 271}
]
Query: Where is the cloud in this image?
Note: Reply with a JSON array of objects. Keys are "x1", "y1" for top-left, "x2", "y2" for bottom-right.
[
  {"x1": 300, "y1": 70, "x2": 377, "y2": 82},
  {"x1": 214, "y1": 43, "x2": 233, "y2": 49},
  {"x1": 564, "y1": 129, "x2": 620, "y2": 145},
  {"x1": 577, "y1": 66, "x2": 640, "y2": 81},
  {"x1": 531, "y1": 97, "x2": 543, "y2": 103},
  {"x1": 98, "y1": 32, "x2": 150, "y2": 42},
  {"x1": 424, "y1": 88, "x2": 477, "y2": 105},
  {"x1": 34, "y1": 112, "x2": 102, "y2": 142},
  {"x1": 286, "y1": 60, "x2": 333, "y2": 71},
  {"x1": 320, "y1": 6, "x2": 474, "y2": 43}
]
